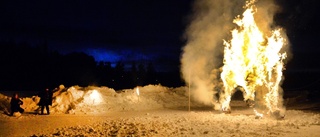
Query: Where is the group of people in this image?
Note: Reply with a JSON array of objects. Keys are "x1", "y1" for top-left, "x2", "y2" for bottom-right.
[{"x1": 10, "y1": 88, "x2": 53, "y2": 116}]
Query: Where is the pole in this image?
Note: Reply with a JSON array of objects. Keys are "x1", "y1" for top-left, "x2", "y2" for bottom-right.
[{"x1": 188, "y1": 70, "x2": 191, "y2": 112}]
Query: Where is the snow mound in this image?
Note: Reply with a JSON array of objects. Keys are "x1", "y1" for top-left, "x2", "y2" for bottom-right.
[
  {"x1": 31, "y1": 110, "x2": 320, "y2": 137},
  {"x1": 61, "y1": 85, "x2": 191, "y2": 114},
  {"x1": 0, "y1": 94, "x2": 11, "y2": 114},
  {"x1": 0, "y1": 85, "x2": 195, "y2": 114}
]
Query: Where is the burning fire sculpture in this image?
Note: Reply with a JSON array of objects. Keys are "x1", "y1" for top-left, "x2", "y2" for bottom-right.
[{"x1": 220, "y1": 0, "x2": 287, "y2": 117}]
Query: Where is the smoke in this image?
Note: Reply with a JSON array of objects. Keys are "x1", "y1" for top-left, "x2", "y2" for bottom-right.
[
  {"x1": 254, "y1": 0, "x2": 292, "y2": 59},
  {"x1": 181, "y1": 0, "x2": 240, "y2": 106},
  {"x1": 180, "y1": 0, "x2": 291, "y2": 110},
  {"x1": 251, "y1": 0, "x2": 292, "y2": 61}
]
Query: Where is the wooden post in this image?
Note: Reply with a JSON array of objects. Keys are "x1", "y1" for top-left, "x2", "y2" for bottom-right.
[{"x1": 188, "y1": 70, "x2": 191, "y2": 112}]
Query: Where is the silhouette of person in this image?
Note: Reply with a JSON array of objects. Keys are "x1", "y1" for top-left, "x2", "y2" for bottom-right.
[
  {"x1": 38, "y1": 88, "x2": 53, "y2": 115},
  {"x1": 10, "y1": 93, "x2": 24, "y2": 116}
]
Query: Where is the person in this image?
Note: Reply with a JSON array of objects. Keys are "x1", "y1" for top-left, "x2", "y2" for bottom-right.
[
  {"x1": 10, "y1": 93, "x2": 24, "y2": 116},
  {"x1": 38, "y1": 88, "x2": 53, "y2": 115}
]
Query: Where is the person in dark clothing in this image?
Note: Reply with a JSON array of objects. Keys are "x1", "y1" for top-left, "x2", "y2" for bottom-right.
[
  {"x1": 10, "y1": 93, "x2": 24, "y2": 116},
  {"x1": 38, "y1": 88, "x2": 53, "y2": 115}
]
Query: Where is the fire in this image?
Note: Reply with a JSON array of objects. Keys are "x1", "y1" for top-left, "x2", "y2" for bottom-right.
[
  {"x1": 88, "y1": 90, "x2": 103, "y2": 105},
  {"x1": 220, "y1": 0, "x2": 287, "y2": 115},
  {"x1": 136, "y1": 87, "x2": 140, "y2": 96},
  {"x1": 136, "y1": 87, "x2": 140, "y2": 102}
]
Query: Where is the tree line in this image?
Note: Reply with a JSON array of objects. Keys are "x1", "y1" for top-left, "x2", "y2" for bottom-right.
[{"x1": 0, "y1": 41, "x2": 184, "y2": 91}]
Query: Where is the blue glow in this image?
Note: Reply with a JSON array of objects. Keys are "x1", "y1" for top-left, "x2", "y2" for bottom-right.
[
  {"x1": 83, "y1": 47, "x2": 155, "y2": 63},
  {"x1": 84, "y1": 48, "x2": 121, "y2": 62},
  {"x1": 119, "y1": 50, "x2": 153, "y2": 61}
]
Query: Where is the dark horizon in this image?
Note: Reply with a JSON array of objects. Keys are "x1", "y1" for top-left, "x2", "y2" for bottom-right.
[
  {"x1": 1, "y1": 0, "x2": 320, "y2": 91},
  {"x1": 0, "y1": 42, "x2": 185, "y2": 91}
]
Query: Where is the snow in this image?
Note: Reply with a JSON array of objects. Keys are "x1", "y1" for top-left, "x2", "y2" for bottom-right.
[{"x1": 0, "y1": 84, "x2": 319, "y2": 136}]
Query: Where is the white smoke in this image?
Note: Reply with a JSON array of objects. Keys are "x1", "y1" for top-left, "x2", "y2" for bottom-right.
[{"x1": 181, "y1": 0, "x2": 240, "y2": 106}]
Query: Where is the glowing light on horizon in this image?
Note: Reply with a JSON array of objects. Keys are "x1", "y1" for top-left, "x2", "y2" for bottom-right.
[
  {"x1": 85, "y1": 48, "x2": 121, "y2": 62},
  {"x1": 88, "y1": 90, "x2": 103, "y2": 105},
  {"x1": 136, "y1": 87, "x2": 140, "y2": 96}
]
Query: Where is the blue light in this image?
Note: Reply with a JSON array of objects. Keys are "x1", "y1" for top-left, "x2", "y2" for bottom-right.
[
  {"x1": 83, "y1": 47, "x2": 154, "y2": 63},
  {"x1": 80, "y1": 47, "x2": 162, "y2": 70},
  {"x1": 84, "y1": 48, "x2": 121, "y2": 62}
]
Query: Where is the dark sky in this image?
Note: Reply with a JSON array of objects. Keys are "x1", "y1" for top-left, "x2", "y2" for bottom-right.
[
  {"x1": 275, "y1": 0, "x2": 320, "y2": 72},
  {"x1": 0, "y1": 0, "x2": 193, "y2": 71},
  {"x1": 0, "y1": 0, "x2": 319, "y2": 71}
]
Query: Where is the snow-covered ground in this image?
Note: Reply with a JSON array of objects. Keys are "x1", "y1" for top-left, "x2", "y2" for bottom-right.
[{"x1": 0, "y1": 85, "x2": 319, "y2": 137}]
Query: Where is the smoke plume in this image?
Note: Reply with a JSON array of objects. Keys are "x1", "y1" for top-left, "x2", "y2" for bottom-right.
[{"x1": 181, "y1": 0, "x2": 240, "y2": 106}]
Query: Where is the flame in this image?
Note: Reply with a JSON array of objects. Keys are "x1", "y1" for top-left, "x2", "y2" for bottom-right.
[
  {"x1": 220, "y1": 0, "x2": 287, "y2": 114},
  {"x1": 88, "y1": 90, "x2": 103, "y2": 105},
  {"x1": 136, "y1": 87, "x2": 140, "y2": 96}
]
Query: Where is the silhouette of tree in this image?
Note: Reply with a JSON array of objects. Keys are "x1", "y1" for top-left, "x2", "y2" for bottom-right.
[
  {"x1": 129, "y1": 62, "x2": 138, "y2": 87},
  {"x1": 0, "y1": 40, "x2": 186, "y2": 91},
  {"x1": 146, "y1": 62, "x2": 158, "y2": 84},
  {"x1": 137, "y1": 63, "x2": 146, "y2": 86}
]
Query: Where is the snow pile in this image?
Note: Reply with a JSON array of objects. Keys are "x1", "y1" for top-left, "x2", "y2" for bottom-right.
[
  {"x1": 0, "y1": 94, "x2": 11, "y2": 114},
  {"x1": 31, "y1": 110, "x2": 320, "y2": 137},
  {"x1": 1, "y1": 85, "x2": 320, "y2": 136},
  {"x1": 0, "y1": 84, "x2": 196, "y2": 114},
  {"x1": 58, "y1": 85, "x2": 191, "y2": 114},
  {"x1": 21, "y1": 96, "x2": 40, "y2": 112}
]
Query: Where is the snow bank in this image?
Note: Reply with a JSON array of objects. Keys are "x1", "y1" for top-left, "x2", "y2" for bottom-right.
[
  {"x1": 0, "y1": 84, "x2": 195, "y2": 114},
  {"x1": 31, "y1": 110, "x2": 320, "y2": 137},
  {"x1": 1, "y1": 85, "x2": 320, "y2": 137},
  {"x1": 0, "y1": 93, "x2": 11, "y2": 114},
  {"x1": 1, "y1": 84, "x2": 318, "y2": 116}
]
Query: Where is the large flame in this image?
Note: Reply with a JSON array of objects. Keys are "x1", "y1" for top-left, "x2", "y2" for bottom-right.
[{"x1": 220, "y1": 0, "x2": 287, "y2": 115}]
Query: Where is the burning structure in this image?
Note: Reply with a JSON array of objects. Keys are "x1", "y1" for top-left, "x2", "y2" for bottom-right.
[
  {"x1": 220, "y1": 0, "x2": 287, "y2": 116},
  {"x1": 181, "y1": 0, "x2": 290, "y2": 118}
]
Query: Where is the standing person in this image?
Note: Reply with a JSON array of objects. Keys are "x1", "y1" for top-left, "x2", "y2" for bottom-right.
[
  {"x1": 10, "y1": 93, "x2": 24, "y2": 116},
  {"x1": 38, "y1": 88, "x2": 53, "y2": 115}
]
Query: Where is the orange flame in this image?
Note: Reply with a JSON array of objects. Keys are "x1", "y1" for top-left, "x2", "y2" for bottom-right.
[{"x1": 220, "y1": 0, "x2": 287, "y2": 114}]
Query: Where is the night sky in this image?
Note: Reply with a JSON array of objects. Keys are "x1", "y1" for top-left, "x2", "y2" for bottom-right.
[
  {"x1": 1, "y1": 0, "x2": 320, "y2": 72},
  {"x1": 1, "y1": 0, "x2": 193, "y2": 72}
]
